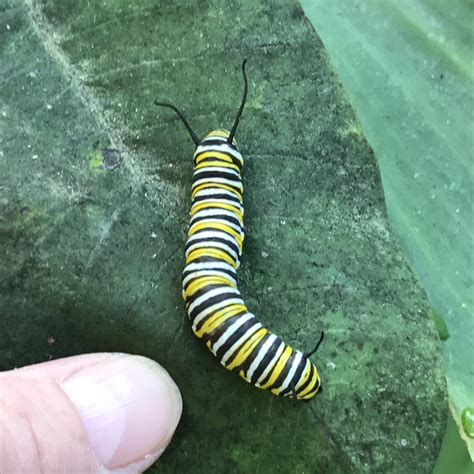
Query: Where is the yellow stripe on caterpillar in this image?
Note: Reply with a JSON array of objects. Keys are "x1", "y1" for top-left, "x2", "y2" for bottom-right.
[
  {"x1": 195, "y1": 160, "x2": 240, "y2": 172},
  {"x1": 192, "y1": 183, "x2": 243, "y2": 201},
  {"x1": 195, "y1": 151, "x2": 234, "y2": 165},
  {"x1": 226, "y1": 328, "x2": 268, "y2": 370},
  {"x1": 195, "y1": 304, "x2": 247, "y2": 338},
  {"x1": 259, "y1": 346, "x2": 293, "y2": 390},
  {"x1": 188, "y1": 222, "x2": 243, "y2": 246},
  {"x1": 185, "y1": 276, "x2": 237, "y2": 298},
  {"x1": 186, "y1": 248, "x2": 237, "y2": 268},
  {"x1": 191, "y1": 201, "x2": 244, "y2": 220}
]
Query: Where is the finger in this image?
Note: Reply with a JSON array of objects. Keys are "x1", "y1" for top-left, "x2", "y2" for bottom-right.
[{"x1": 0, "y1": 353, "x2": 182, "y2": 473}]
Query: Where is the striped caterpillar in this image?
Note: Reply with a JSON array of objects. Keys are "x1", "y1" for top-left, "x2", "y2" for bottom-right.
[{"x1": 156, "y1": 60, "x2": 323, "y2": 400}]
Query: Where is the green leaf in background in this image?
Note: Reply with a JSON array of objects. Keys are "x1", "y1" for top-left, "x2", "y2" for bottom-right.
[
  {"x1": 300, "y1": 0, "x2": 474, "y2": 461},
  {"x1": 434, "y1": 410, "x2": 473, "y2": 474},
  {"x1": 1, "y1": 0, "x2": 447, "y2": 472}
]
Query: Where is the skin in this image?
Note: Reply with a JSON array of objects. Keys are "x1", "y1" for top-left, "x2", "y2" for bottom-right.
[{"x1": 0, "y1": 353, "x2": 182, "y2": 474}]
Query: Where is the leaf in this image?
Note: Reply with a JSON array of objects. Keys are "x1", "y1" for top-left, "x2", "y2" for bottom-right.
[
  {"x1": 0, "y1": 0, "x2": 446, "y2": 472},
  {"x1": 301, "y1": 0, "x2": 473, "y2": 456},
  {"x1": 434, "y1": 407, "x2": 473, "y2": 474}
]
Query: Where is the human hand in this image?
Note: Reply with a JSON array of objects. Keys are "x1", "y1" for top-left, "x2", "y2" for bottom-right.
[{"x1": 0, "y1": 353, "x2": 182, "y2": 473}]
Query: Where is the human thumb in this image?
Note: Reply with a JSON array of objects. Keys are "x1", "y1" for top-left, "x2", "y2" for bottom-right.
[{"x1": 0, "y1": 353, "x2": 182, "y2": 473}]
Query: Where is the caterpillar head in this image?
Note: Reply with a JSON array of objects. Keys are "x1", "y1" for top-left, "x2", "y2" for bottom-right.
[
  {"x1": 155, "y1": 59, "x2": 248, "y2": 149},
  {"x1": 201, "y1": 129, "x2": 238, "y2": 148}
]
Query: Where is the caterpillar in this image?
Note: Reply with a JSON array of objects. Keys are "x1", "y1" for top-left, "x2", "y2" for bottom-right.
[{"x1": 155, "y1": 60, "x2": 324, "y2": 400}]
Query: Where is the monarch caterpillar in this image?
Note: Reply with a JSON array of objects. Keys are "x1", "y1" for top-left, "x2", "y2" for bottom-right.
[{"x1": 156, "y1": 60, "x2": 324, "y2": 400}]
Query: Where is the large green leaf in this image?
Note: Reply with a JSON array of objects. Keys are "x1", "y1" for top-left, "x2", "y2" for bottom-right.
[
  {"x1": 299, "y1": 0, "x2": 473, "y2": 458},
  {"x1": 1, "y1": 0, "x2": 446, "y2": 471}
]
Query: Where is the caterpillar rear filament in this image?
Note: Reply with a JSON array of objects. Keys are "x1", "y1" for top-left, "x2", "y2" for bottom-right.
[{"x1": 155, "y1": 60, "x2": 323, "y2": 400}]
